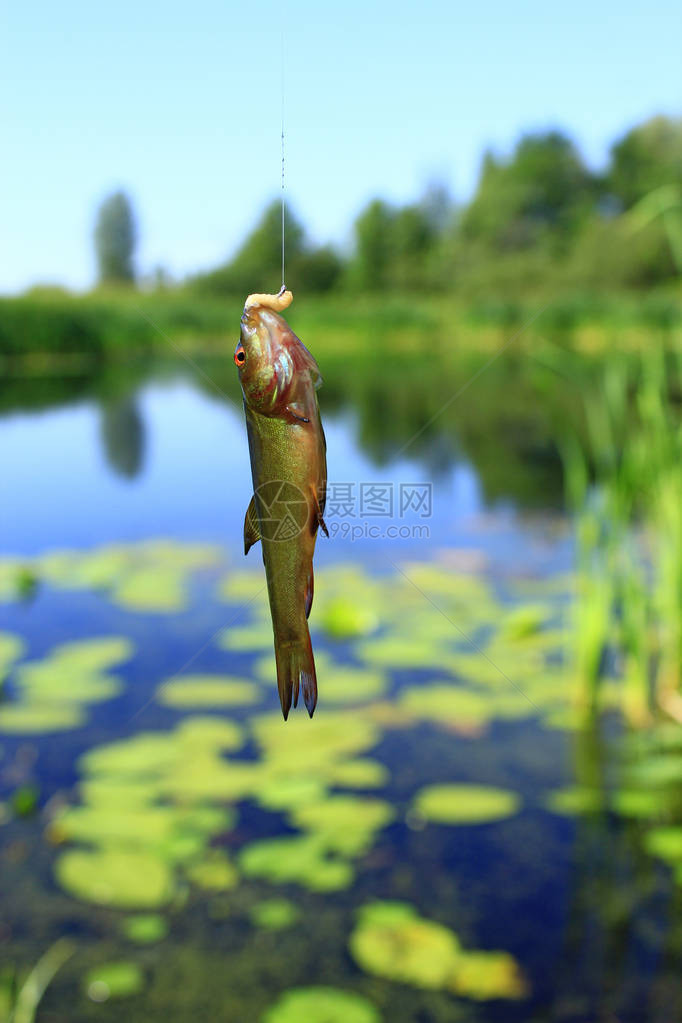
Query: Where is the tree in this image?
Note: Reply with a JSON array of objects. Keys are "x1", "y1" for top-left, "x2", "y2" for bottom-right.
[
  {"x1": 94, "y1": 191, "x2": 137, "y2": 285},
  {"x1": 607, "y1": 116, "x2": 682, "y2": 211},
  {"x1": 349, "y1": 199, "x2": 395, "y2": 291},
  {"x1": 191, "y1": 200, "x2": 338, "y2": 295},
  {"x1": 461, "y1": 131, "x2": 594, "y2": 250}
]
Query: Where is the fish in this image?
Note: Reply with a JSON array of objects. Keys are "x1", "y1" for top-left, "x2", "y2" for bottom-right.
[{"x1": 235, "y1": 288, "x2": 328, "y2": 719}]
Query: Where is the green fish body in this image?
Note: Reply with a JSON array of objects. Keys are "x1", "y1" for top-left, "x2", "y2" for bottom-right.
[{"x1": 235, "y1": 290, "x2": 327, "y2": 718}]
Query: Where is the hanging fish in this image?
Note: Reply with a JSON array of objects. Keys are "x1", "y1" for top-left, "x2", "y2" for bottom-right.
[{"x1": 235, "y1": 289, "x2": 328, "y2": 719}]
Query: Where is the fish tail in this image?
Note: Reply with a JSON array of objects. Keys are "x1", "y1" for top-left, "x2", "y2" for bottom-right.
[{"x1": 275, "y1": 630, "x2": 318, "y2": 720}]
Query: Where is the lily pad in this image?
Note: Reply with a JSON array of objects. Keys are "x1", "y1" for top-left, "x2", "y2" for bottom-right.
[
  {"x1": 350, "y1": 901, "x2": 461, "y2": 989},
  {"x1": 291, "y1": 795, "x2": 394, "y2": 856},
  {"x1": 262, "y1": 986, "x2": 381, "y2": 1023},
  {"x1": 185, "y1": 850, "x2": 237, "y2": 890},
  {"x1": 546, "y1": 787, "x2": 604, "y2": 816},
  {"x1": 85, "y1": 961, "x2": 144, "y2": 1001},
  {"x1": 250, "y1": 898, "x2": 300, "y2": 931},
  {"x1": 454, "y1": 951, "x2": 527, "y2": 1000},
  {"x1": 644, "y1": 827, "x2": 682, "y2": 864},
  {"x1": 412, "y1": 784, "x2": 521, "y2": 825},
  {"x1": 0, "y1": 632, "x2": 25, "y2": 678},
  {"x1": 121, "y1": 914, "x2": 169, "y2": 944},
  {"x1": 57, "y1": 848, "x2": 175, "y2": 909},
  {"x1": 0, "y1": 703, "x2": 85, "y2": 734},
  {"x1": 349, "y1": 901, "x2": 526, "y2": 1000},
  {"x1": 156, "y1": 675, "x2": 261, "y2": 708},
  {"x1": 399, "y1": 685, "x2": 492, "y2": 729},
  {"x1": 319, "y1": 597, "x2": 378, "y2": 639},
  {"x1": 239, "y1": 835, "x2": 354, "y2": 892}
]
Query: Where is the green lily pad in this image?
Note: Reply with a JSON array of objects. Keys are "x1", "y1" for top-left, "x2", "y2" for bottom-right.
[
  {"x1": 291, "y1": 795, "x2": 394, "y2": 856},
  {"x1": 185, "y1": 850, "x2": 237, "y2": 890},
  {"x1": 156, "y1": 675, "x2": 261, "y2": 708},
  {"x1": 350, "y1": 901, "x2": 461, "y2": 989},
  {"x1": 0, "y1": 703, "x2": 86, "y2": 734},
  {"x1": 250, "y1": 897, "x2": 300, "y2": 931},
  {"x1": 217, "y1": 622, "x2": 273, "y2": 652},
  {"x1": 256, "y1": 776, "x2": 328, "y2": 811},
  {"x1": 217, "y1": 570, "x2": 267, "y2": 603},
  {"x1": 398, "y1": 685, "x2": 492, "y2": 729},
  {"x1": 612, "y1": 788, "x2": 672, "y2": 819},
  {"x1": 85, "y1": 961, "x2": 144, "y2": 1001},
  {"x1": 644, "y1": 827, "x2": 682, "y2": 864},
  {"x1": 545, "y1": 787, "x2": 604, "y2": 816},
  {"x1": 57, "y1": 848, "x2": 175, "y2": 909},
  {"x1": 121, "y1": 914, "x2": 169, "y2": 944},
  {"x1": 350, "y1": 901, "x2": 526, "y2": 1000},
  {"x1": 319, "y1": 597, "x2": 378, "y2": 639},
  {"x1": 454, "y1": 951, "x2": 527, "y2": 1000},
  {"x1": 318, "y1": 665, "x2": 388, "y2": 705},
  {"x1": 240, "y1": 835, "x2": 353, "y2": 892},
  {"x1": 262, "y1": 986, "x2": 381, "y2": 1023},
  {"x1": 327, "y1": 759, "x2": 389, "y2": 789},
  {"x1": 0, "y1": 632, "x2": 25, "y2": 677},
  {"x1": 0, "y1": 636, "x2": 133, "y2": 735},
  {"x1": 412, "y1": 785, "x2": 521, "y2": 825},
  {"x1": 112, "y1": 567, "x2": 187, "y2": 612}
]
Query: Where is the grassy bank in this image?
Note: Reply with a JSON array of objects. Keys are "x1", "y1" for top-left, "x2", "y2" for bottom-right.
[{"x1": 1, "y1": 288, "x2": 681, "y2": 366}]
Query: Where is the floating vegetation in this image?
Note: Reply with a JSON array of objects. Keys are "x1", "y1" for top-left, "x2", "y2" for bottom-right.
[
  {"x1": 643, "y1": 827, "x2": 682, "y2": 866},
  {"x1": 217, "y1": 620, "x2": 273, "y2": 653},
  {"x1": 0, "y1": 631, "x2": 24, "y2": 683},
  {"x1": 240, "y1": 834, "x2": 354, "y2": 892},
  {"x1": 249, "y1": 897, "x2": 300, "y2": 931},
  {"x1": 291, "y1": 795, "x2": 395, "y2": 856},
  {"x1": 52, "y1": 718, "x2": 243, "y2": 908},
  {"x1": 412, "y1": 784, "x2": 521, "y2": 825},
  {"x1": 262, "y1": 986, "x2": 381, "y2": 1023},
  {"x1": 545, "y1": 786, "x2": 604, "y2": 816},
  {"x1": 121, "y1": 914, "x2": 169, "y2": 944},
  {"x1": 0, "y1": 560, "x2": 38, "y2": 604},
  {"x1": 84, "y1": 961, "x2": 145, "y2": 1002},
  {"x1": 25, "y1": 540, "x2": 222, "y2": 613},
  {"x1": 398, "y1": 685, "x2": 492, "y2": 731},
  {"x1": 56, "y1": 847, "x2": 176, "y2": 910},
  {"x1": 0, "y1": 636, "x2": 133, "y2": 735},
  {"x1": 156, "y1": 674, "x2": 261, "y2": 708},
  {"x1": 349, "y1": 901, "x2": 526, "y2": 1000},
  {"x1": 318, "y1": 596, "x2": 379, "y2": 639},
  {"x1": 319, "y1": 664, "x2": 388, "y2": 705},
  {"x1": 185, "y1": 850, "x2": 237, "y2": 890}
]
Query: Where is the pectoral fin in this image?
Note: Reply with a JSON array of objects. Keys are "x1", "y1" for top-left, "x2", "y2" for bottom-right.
[
  {"x1": 244, "y1": 496, "x2": 261, "y2": 555},
  {"x1": 311, "y1": 486, "x2": 329, "y2": 537}
]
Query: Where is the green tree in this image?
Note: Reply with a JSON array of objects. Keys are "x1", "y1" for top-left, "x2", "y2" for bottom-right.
[
  {"x1": 191, "y1": 201, "x2": 340, "y2": 295},
  {"x1": 462, "y1": 131, "x2": 594, "y2": 250},
  {"x1": 607, "y1": 116, "x2": 682, "y2": 211},
  {"x1": 94, "y1": 191, "x2": 137, "y2": 285},
  {"x1": 349, "y1": 199, "x2": 395, "y2": 290}
]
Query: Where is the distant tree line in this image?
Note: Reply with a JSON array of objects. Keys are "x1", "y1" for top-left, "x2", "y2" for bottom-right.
[{"x1": 95, "y1": 115, "x2": 682, "y2": 297}]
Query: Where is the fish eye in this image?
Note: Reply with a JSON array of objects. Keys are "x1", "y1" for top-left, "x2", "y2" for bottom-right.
[{"x1": 234, "y1": 343, "x2": 245, "y2": 367}]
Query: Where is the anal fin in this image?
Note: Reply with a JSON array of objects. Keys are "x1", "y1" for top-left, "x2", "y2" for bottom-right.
[
  {"x1": 244, "y1": 496, "x2": 261, "y2": 555},
  {"x1": 305, "y1": 567, "x2": 314, "y2": 619}
]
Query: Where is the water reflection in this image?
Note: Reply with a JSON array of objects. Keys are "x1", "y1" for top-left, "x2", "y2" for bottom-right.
[
  {"x1": 2, "y1": 354, "x2": 565, "y2": 510},
  {"x1": 100, "y1": 393, "x2": 145, "y2": 479}
]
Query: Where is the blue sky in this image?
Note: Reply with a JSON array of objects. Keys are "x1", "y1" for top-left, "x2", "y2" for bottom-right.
[{"x1": 2, "y1": 0, "x2": 680, "y2": 293}]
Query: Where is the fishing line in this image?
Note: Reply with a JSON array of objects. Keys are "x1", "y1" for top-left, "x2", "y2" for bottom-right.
[{"x1": 280, "y1": 23, "x2": 286, "y2": 291}]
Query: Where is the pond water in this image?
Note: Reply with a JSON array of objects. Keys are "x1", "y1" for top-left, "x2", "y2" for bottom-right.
[{"x1": 0, "y1": 362, "x2": 678, "y2": 1022}]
